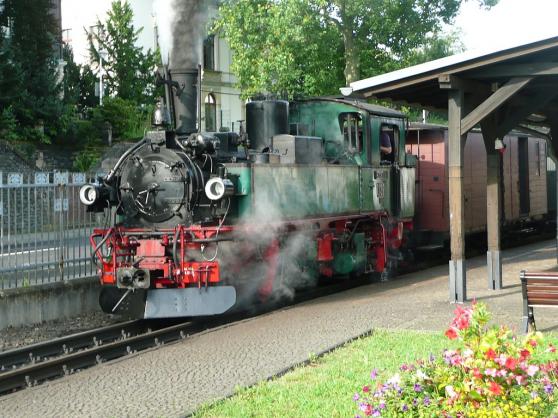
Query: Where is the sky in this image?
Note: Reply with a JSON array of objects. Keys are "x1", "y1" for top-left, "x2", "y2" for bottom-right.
[
  {"x1": 61, "y1": 0, "x2": 154, "y2": 64},
  {"x1": 62, "y1": 0, "x2": 558, "y2": 65}
]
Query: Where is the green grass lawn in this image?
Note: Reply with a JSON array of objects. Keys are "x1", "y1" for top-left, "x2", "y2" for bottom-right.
[
  {"x1": 193, "y1": 329, "x2": 458, "y2": 418},
  {"x1": 194, "y1": 329, "x2": 558, "y2": 418}
]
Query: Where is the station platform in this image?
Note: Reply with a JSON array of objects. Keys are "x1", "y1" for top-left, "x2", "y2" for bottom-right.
[{"x1": 0, "y1": 239, "x2": 556, "y2": 417}]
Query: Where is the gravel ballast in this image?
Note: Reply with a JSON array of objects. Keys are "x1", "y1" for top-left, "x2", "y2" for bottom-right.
[{"x1": 0, "y1": 312, "x2": 123, "y2": 352}]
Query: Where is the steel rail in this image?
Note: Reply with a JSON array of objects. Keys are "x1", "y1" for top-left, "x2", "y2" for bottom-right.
[
  {"x1": 0, "y1": 319, "x2": 205, "y2": 394},
  {"x1": 0, "y1": 320, "x2": 144, "y2": 372}
]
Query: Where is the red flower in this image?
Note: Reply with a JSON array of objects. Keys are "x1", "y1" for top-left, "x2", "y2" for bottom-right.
[
  {"x1": 528, "y1": 339, "x2": 537, "y2": 348},
  {"x1": 488, "y1": 381, "x2": 502, "y2": 396},
  {"x1": 362, "y1": 385, "x2": 370, "y2": 393},
  {"x1": 505, "y1": 357, "x2": 518, "y2": 370},
  {"x1": 485, "y1": 349, "x2": 497, "y2": 360},
  {"x1": 445, "y1": 327, "x2": 458, "y2": 340},
  {"x1": 519, "y1": 349, "x2": 531, "y2": 361},
  {"x1": 473, "y1": 368, "x2": 482, "y2": 379}
]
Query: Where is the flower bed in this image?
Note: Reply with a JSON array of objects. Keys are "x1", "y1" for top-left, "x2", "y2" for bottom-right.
[{"x1": 354, "y1": 303, "x2": 558, "y2": 417}]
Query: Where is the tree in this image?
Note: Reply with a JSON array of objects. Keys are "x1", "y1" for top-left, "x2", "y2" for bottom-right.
[
  {"x1": 0, "y1": 28, "x2": 24, "y2": 114},
  {"x1": 0, "y1": 0, "x2": 63, "y2": 142},
  {"x1": 87, "y1": 0, "x2": 159, "y2": 105},
  {"x1": 78, "y1": 65, "x2": 100, "y2": 111},
  {"x1": 63, "y1": 45, "x2": 81, "y2": 107},
  {"x1": 216, "y1": 0, "x2": 345, "y2": 99},
  {"x1": 216, "y1": 0, "x2": 498, "y2": 97}
]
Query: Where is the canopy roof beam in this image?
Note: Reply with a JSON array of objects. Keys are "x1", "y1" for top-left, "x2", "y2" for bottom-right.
[
  {"x1": 468, "y1": 62, "x2": 558, "y2": 78},
  {"x1": 494, "y1": 87, "x2": 558, "y2": 139},
  {"x1": 459, "y1": 77, "x2": 532, "y2": 135}
]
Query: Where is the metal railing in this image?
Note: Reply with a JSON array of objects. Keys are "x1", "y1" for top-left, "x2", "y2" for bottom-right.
[{"x1": 0, "y1": 171, "x2": 103, "y2": 289}]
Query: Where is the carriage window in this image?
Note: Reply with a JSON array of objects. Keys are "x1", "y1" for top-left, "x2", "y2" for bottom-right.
[
  {"x1": 339, "y1": 113, "x2": 363, "y2": 153},
  {"x1": 380, "y1": 125, "x2": 399, "y2": 164}
]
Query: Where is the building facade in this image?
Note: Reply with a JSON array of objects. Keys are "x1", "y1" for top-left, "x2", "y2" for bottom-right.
[{"x1": 200, "y1": 33, "x2": 245, "y2": 133}]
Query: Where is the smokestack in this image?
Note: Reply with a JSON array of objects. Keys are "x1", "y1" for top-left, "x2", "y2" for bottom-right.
[
  {"x1": 154, "y1": 0, "x2": 217, "y2": 134},
  {"x1": 169, "y1": 68, "x2": 199, "y2": 135}
]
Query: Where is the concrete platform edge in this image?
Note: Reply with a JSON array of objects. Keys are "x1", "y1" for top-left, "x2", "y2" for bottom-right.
[{"x1": 0, "y1": 277, "x2": 101, "y2": 330}]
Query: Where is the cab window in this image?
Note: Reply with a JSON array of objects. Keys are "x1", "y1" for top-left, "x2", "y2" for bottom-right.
[
  {"x1": 379, "y1": 124, "x2": 399, "y2": 164},
  {"x1": 339, "y1": 112, "x2": 363, "y2": 153}
]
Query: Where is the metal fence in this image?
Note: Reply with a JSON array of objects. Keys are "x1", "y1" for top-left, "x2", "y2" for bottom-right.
[{"x1": 0, "y1": 171, "x2": 103, "y2": 289}]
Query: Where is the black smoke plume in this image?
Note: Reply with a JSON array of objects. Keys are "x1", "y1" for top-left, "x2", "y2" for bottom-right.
[{"x1": 155, "y1": 0, "x2": 218, "y2": 68}]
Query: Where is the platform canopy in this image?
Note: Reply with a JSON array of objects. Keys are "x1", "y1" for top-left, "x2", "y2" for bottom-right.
[
  {"x1": 350, "y1": 36, "x2": 558, "y2": 303},
  {"x1": 351, "y1": 36, "x2": 558, "y2": 149}
]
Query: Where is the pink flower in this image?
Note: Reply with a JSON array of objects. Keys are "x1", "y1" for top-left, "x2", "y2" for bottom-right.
[
  {"x1": 451, "y1": 306, "x2": 472, "y2": 330},
  {"x1": 362, "y1": 385, "x2": 370, "y2": 393},
  {"x1": 456, "y1": 315, "x2": 470, "y2": 330},
  {"x1": 495, "y1": 355, "x2": 507, "y2": 366},
  {"x1": 484, "y1": 368, "x2": 497, "y2": 377},
  {"x1": 445, "y1": 385, "x2": 457, "y2": 399},
  {"x1": 515, "y1": 375, "x2": 526, "y2": 385},
  {"x1": 527, "y1": 365, "x2": 539, "y2": 377},
  {"x1": 473, "y1": 368, "x2": 482, "y2": 379},
  {"x1": 547, "y1": 344, "x2": 557, "y2": 353}
]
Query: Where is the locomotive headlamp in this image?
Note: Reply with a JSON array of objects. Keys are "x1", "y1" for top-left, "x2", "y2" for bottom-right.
[
  {"x1": 79, "y1": 184, "x2": 100, "y2": 206},
  {"x1": 205, "y1": 177, "x2": 235, "y2": 201}
]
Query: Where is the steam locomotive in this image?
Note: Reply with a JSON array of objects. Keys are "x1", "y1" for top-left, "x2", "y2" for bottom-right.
[{"x1": 80, "y1": 67, "x2": 416, "y2": 318}]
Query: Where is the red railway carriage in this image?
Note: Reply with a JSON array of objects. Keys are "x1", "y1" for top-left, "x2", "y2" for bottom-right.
[{"x1": 406, "y1": 123, "x2": 549, "y2": 247}]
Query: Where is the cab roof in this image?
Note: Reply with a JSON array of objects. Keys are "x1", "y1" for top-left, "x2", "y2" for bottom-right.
[{"x1": 295, "y1": 97, "x2": 405, "y2": 119}]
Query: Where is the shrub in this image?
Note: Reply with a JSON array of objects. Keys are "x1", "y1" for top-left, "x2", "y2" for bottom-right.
[
  {"x1": 62, "y1": 118, "x2": 102, "y2": 148},
  {"x1": 73, "y1": 149, "x2": 100, "y2": 172},
  {"x1": 353, "y1": 303, "x2": 558, "y2": 417},
  {"x1": 91, "y1": 97, "x2": 151, "y2": 141}
]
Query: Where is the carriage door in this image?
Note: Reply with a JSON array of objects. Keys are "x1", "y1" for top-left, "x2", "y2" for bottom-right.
[{"x1": 518, "y1": 136, "x2": 530, "y2": 216}]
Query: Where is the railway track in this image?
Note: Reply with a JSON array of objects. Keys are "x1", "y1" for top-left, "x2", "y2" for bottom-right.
[
  {"x1": 0, "y1": 276, "x2": 375, "y2": 396},
  {"x1": 1, "y1": 230, "x2": 552, "y2": 396},
  {"x1": 0, "y1": 318, "x2": 214, "y2": 394}
]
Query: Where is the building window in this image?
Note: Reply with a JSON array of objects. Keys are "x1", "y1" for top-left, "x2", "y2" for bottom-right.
[
  {"x1": 203, "y1": 35, "x2": 215, "y2": 71},
  {"x1": 205, "y1": 93, "x2": 217, "y2": 132}
]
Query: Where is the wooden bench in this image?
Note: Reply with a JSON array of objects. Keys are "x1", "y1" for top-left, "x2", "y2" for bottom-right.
[{"x1": 520, "y1": 270, "x2": 558, "y2": 333}]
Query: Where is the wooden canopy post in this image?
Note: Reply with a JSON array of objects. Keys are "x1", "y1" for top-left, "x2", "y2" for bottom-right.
[
  {"x1": 447, "y1": 88, "x2": 467, "y2": 302},
  {"x1": 482, "y1": 119, "x2": 503, "y2": 290},
  {"x1": 486, "y1": 150, "x2": 503, "y2": 289}
]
